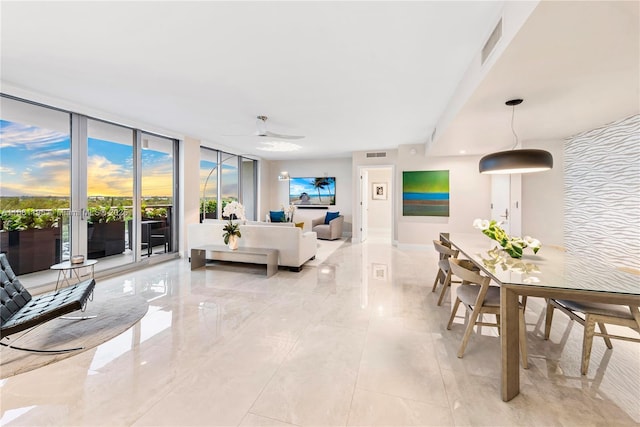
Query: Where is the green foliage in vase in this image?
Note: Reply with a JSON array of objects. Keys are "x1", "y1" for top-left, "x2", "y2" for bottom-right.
[
  {"x1": 222, "y1": 221, "x2": 241, "y2": 245},
  {"x1": 473, "y1": 219, "x2": 541, "y2": 259}
]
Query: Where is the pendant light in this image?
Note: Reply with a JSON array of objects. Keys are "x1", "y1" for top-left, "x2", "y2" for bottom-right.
[{"x1": 479, "y1": 99, "x2": 553, "y2": 174}]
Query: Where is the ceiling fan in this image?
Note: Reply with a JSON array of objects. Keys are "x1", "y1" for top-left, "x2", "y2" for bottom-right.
[{"x1": 225, "y1": 115, "x2": 304, "y2": 140}]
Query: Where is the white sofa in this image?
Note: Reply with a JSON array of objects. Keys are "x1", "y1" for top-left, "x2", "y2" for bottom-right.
[{"x1": 188, "y1": 221, "x2": 317, "y2": 270}]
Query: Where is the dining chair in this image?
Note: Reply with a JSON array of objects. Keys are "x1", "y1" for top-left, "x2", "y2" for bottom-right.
[
  {"x1": 432, "y1": 240, "x2": 459, "y2": 306},
  {"x1": 544, "y1": 299, "x2": 640, "y2": 375},
  {"x1": 447, "y1": 257, "x2": 529, "y2": 368}
]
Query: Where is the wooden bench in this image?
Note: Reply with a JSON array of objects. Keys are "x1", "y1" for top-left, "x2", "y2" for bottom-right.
[{"x1": 190, "y1": 245, "x2": 278, "y2": 277}]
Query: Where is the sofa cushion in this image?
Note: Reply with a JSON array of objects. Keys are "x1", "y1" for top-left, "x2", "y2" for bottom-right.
[
  {"x1": 325, "y1": 211, "x2": 340, "y2": 224},
  {"x1": 295, "y1": 222, "x2": 305, "y2": 229},
  {"x1": 270, "y1": 211, "x2": 286, "y2": 222}
]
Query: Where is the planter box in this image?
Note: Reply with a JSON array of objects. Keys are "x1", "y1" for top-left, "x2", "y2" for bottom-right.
[
  {"x1": 0, "y1": 228, "x2": 60, "y2": 275},
  {"x1": 88, "y1": 221, "x2": 126, "y2": 258}
]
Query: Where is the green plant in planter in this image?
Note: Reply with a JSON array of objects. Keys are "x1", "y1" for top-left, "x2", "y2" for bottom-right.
[
  {"x1": 107, "y1": 206, "x2": 127, "y2": 222},
  {"x1": 200, "y1": 200, "x2": 217, "y2": 214},
  {"x1": 142, "y1": 207, "x2": 167, "y2": 219},
  {"x1": 89, "y1": 206, "x2": 127, "y2": 223},
  {"x1": 0, "y1": 209, "x2": 61, "y2": 231}
]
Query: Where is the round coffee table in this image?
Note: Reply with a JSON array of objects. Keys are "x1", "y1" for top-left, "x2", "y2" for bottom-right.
[{"x1": 50, "y1": 259, "x2": 97, "y2": 290}]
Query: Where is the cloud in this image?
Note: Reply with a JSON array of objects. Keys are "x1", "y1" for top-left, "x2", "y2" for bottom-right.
[
  {"x1": 0, "y1": 121, "x2": 68, "y2": 149},
  {"x1": 0, "y1": 166, "x2": 16, "y2": 175},
  {"x1": 87, "y1": 155, "x2": 133, "y2": 196},
  {"x1": 30, "y1": 149, "x2": 70, "y2": 160}
]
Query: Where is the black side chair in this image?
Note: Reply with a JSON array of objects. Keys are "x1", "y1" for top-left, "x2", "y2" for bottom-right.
[{"x1": 1, "y1": 253, "x2": 96, "y2": 353}]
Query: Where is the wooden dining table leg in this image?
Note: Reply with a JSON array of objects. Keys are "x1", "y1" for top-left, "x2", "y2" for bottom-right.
[{"x1": 501, "y1": 285, "x2": 521, "y2": 401}]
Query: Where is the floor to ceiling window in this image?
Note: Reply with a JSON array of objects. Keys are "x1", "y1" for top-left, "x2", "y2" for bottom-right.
[
  {"x1": 199, "y1": 148, "x2": 257, "y2": 221},
  {"x1": 200, "y1": 148, "x2": 219, "y2": 220},
  {"x1": 141, "y1": 133, "x2": 176, "y2": 257},
  {"x1": 241, "y1": 157, "x2": 257, "y2": 221},
  {"x1": 0, "y1": 97, "x2": 71, "y2": 276},
  {"x1": 0, "y1": 95, "x2": 179, "y2": 285},
  {"x1": 87, "y1": 119, "x2": 134, "y2": 267}
]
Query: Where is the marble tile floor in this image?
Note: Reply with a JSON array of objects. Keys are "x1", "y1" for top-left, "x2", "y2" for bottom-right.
[{"x1": 1, "y1": 237, "x2": 639, "y2": 426}]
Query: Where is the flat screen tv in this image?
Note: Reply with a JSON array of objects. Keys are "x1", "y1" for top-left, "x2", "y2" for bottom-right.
[{"x1": 289, "y1": 177, "x2": 336, "y2": 206}]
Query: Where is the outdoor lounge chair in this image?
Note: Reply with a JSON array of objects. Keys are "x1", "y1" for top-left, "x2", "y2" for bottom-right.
[{"x1": 0, "y1": 253, "x2": 96, "y2": 353}]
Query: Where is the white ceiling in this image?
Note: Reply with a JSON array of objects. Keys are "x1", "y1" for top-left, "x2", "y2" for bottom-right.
[
  {"x1": 1, "y1": 1, "x2": 638, "y2": 161},
  {"x1": 430, "y1": 0, "x2": 640, "y2": 157}
]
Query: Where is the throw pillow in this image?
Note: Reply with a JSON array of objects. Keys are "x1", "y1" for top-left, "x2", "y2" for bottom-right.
[
  {"x1": 269, "y1": 210, "x2": 286, "y2": 222},
  {"x1": 325, "y1": 211, "x2": 340, "y2": 224},
  {"x1": 295, "y1": 222, "x2": 305, "y2": 230}
]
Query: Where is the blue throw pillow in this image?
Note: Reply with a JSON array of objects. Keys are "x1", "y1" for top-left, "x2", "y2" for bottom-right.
[
  {"x1": 270, "y1": 210, "x2": 286, "y2": 222},
  {"x1": 325, "y1": 211, "x2": 340, "y2": 224}
]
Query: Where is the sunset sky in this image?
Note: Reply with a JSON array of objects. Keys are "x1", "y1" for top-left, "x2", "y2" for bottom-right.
[{"x1": 1, "y1": 120, "x2": 176, "y2": 198}]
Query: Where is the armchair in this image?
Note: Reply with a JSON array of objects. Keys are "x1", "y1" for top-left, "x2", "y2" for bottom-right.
[{"x1": 312, "y1": 215, "x2": 344, "y2": 240}]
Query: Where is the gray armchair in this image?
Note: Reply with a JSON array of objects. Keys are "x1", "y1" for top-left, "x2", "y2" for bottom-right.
[{"x1": 312, "y1": 215, "x2": 344, "y2": 240}]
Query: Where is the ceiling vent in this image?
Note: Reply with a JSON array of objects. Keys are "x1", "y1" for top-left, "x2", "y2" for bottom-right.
[
  {"x1": 366, "y1": 152, "x2": 387, "y2": 158},
  {"x1": 481, "y1": 18, "x2": 502, "y2": 65}
]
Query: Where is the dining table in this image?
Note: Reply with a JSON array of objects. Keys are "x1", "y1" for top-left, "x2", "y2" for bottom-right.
[{"x1": 441, "y1": 232, "x2": 640, "y2": 402}]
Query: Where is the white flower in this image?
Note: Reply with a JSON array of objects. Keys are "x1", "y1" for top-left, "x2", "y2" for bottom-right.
[
  {"x1": 223, "y1": 201, "x2": 245, "y2": 220},
  {"x1": 473, "y1": 218, "x2": 490, "y2": 230},
  {"x1": 524, "y1": 236, "x2": 541, "y2": 249}
]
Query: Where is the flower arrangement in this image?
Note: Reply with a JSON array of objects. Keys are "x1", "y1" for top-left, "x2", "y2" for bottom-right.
[
  {"x1": 473, "y1": 219, "x2": 541, "y2": 259},
  {"x1": 282, "y1": 204, "x2": 296, "y2": 222},
  {"x1": 222, "y1": 201, "x2": 245, "y2": 221},
  {"x1": 222, "y1": 201, "x2": 245, "y2": 247}
]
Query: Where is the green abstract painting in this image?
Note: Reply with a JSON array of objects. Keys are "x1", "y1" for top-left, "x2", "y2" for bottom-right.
[{"x1": 402, "y1": 170, "x2": 450, "y2": 217}]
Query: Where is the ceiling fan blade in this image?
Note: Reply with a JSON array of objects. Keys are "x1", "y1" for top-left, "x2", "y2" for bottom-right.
[{"x1": 262, "y1": 131, "x2": 305, "y2": 140}]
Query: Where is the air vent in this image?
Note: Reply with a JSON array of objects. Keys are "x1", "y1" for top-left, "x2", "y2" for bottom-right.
[
  {"x1": 481, "y1": 18, "x2": 502, "y2": 65},
  {"x1": 366, "y1": 152, "x2": 387, "y2": 158}
]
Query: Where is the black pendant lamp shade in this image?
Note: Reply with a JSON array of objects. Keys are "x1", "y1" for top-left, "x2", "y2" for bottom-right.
[
  {"x1": 479, "y1": 99, "x2": 554, "y2": 174},
  {"x1": 479, "y1": 149, "x2": 553, "y2": 174}
]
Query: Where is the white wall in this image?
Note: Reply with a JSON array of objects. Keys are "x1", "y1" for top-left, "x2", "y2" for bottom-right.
[
  {"x1": 366, "y1": 168, "x2": 393, "y2": 230},
  {"x1": 267, "y1": 158, "x2": 353, "y2": 233},
  {"x1": 395, "y1": 145, "x2": 491, "y2": 248},
  {"x1": 352, "y1": 145, "x2": 492, "y2": 247},
  {"x1": 521, "y1": 138, "x2": 565, "y2": 248}
]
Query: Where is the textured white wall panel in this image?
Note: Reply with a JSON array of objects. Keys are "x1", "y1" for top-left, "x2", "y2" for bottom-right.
[{"x1": 564, "y1": 114, "x2": 640, "y2": 269}]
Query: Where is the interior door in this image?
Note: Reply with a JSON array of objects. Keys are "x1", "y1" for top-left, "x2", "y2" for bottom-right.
[
  {"x1": 360, "y1": 169, "x2": 369, "y2": 242},
  {"x1": 491, "y1": 175, "x2": 511, "y2": 234}
]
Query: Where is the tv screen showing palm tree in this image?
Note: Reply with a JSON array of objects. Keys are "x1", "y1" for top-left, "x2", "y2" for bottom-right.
[{"x1": 289, "y1": 177, "x2": 336, "y2": 206}]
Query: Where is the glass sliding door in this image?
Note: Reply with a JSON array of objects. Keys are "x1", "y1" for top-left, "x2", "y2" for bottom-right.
[
  {"x1": 86, "y1": 119, "x2": 134, "y2": 268},
  {"x1": 200, "y1": 148, "x2": 219, "y2": 221},
  {"x1": 199, "y1": 149, "x2": 257, "y2": 221},
  {"x1": 0, "y1": 96, "x2": 71, "y2": 276},
  {"x1": 220, "y1": 154, "x2": 239, "y2": 216},
  {"x1": 140, "y1": 133, "x2": 176, "y2": 257},
  {"x1": 241, "y1": 158, "x2": 257, "y2": 221}
]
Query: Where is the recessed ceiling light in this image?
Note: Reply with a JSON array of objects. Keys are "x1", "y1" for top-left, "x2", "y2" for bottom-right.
[
  {"x1": 256, "y1": 141, "x2": 302, "y2": 152},
  {"x1": 459, "y1": 150, "x2": 467, "y2": 154}
]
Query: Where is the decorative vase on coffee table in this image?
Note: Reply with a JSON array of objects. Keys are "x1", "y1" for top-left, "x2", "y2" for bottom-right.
[{"x1": 228, "y1": 235, "x2": 239, "y2": 250}]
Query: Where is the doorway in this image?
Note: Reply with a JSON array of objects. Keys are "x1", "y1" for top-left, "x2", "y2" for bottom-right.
[{"x1": 359, "y1": 166, "x2": 393, "y2": 242}]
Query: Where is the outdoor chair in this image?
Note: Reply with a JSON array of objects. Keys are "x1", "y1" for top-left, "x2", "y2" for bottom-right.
[{"x1": 0, "y1": 253, "x2": 96, "y2": 353}]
